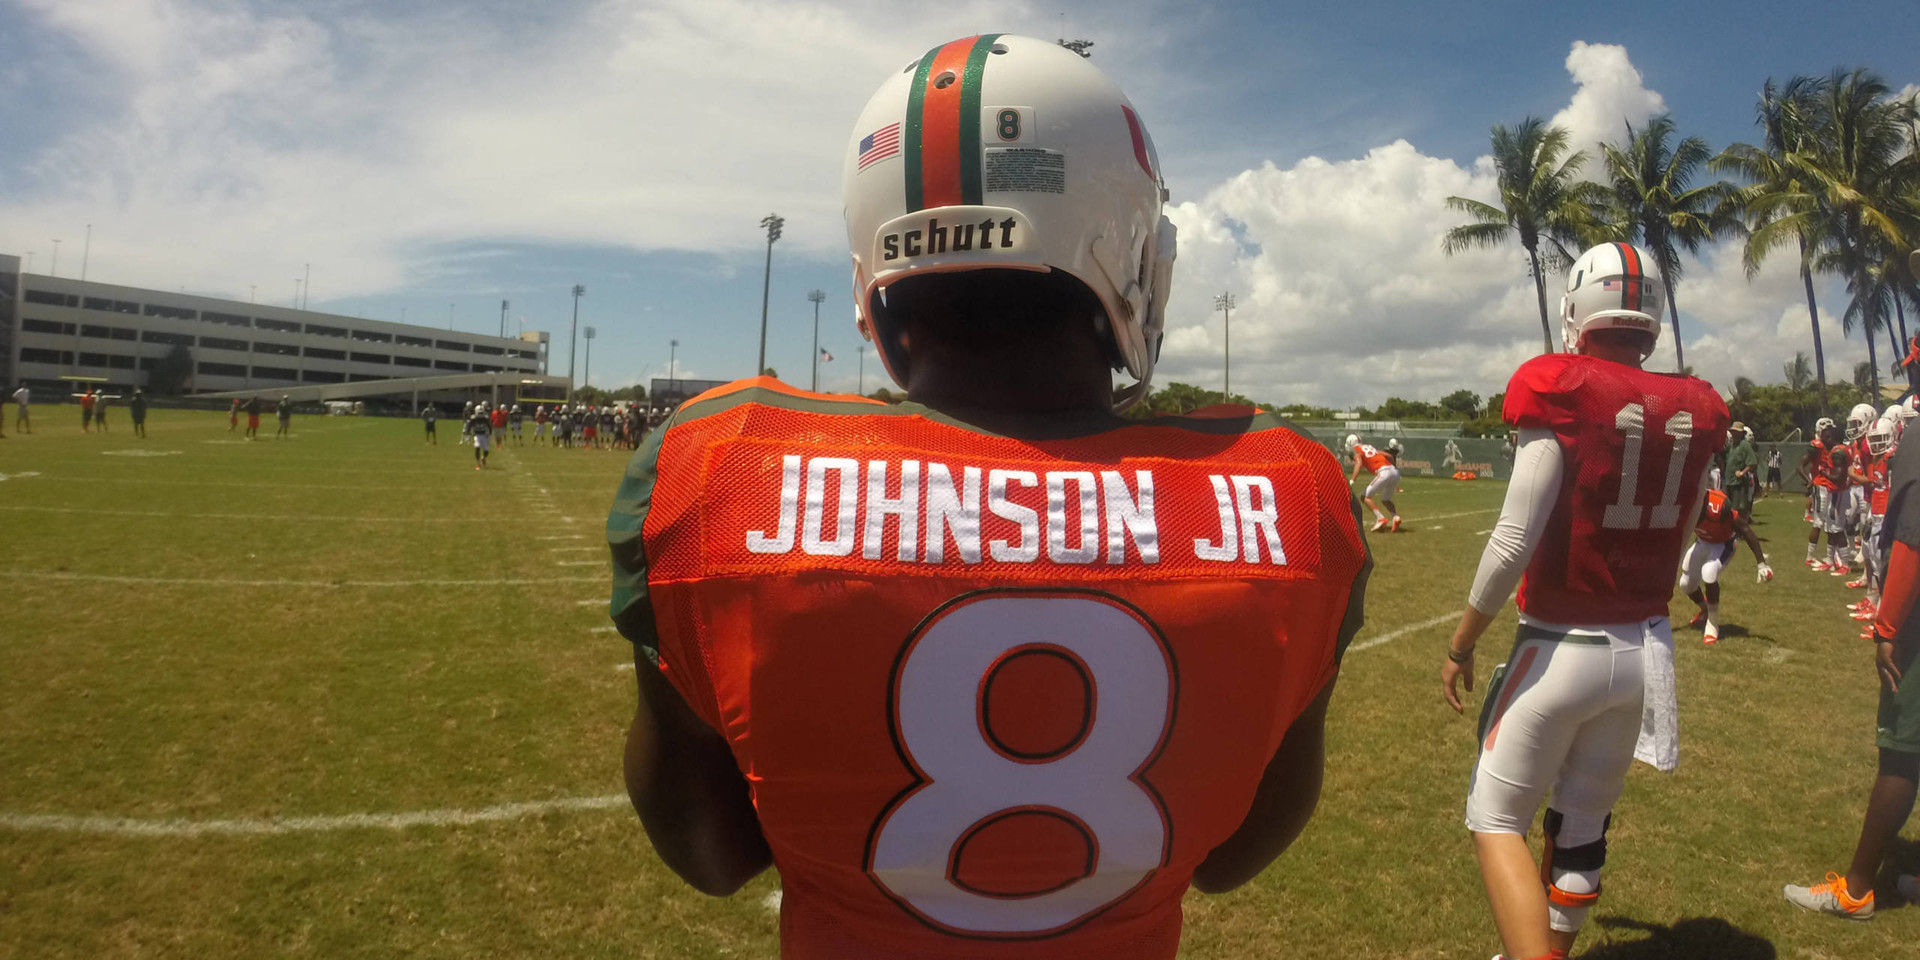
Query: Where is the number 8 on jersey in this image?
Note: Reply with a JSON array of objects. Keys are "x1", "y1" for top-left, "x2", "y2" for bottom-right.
[{"x1": 867, "y1": 591, "x2": 1176, "y2": 937}]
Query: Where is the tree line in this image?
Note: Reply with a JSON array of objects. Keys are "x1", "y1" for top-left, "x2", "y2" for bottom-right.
[{"x1": 1443, "y1": 67, "x2": 1919, "y2": 409}]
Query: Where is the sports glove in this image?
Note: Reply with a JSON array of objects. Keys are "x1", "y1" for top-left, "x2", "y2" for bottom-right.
[{"x1": 1756, "y1": 561, "x2": 1774, "y2": 583}]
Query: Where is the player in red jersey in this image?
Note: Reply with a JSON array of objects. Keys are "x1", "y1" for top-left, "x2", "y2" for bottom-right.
[
  {"x1": 1848, "y1": 416, "x2": 1898, "y2": 624},
  {"x1": 1803, "y1": 420, "x2": 1852, "y2": 571},
  {"x1": 1346, "y1": 434, "x2": 1403, "y2": 532},
  {"x1": 607, "y1": 35, "x2": 1369, "y2": 960},
  {"x1": 1440, "y1": 241, "x2": 1729, "y2": 960},
  {"x1": 1678, "y1": 488, "x2": 1771, "y2": 644}
]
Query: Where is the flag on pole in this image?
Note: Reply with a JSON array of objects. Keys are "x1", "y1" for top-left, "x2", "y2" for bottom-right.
[{"x1": 820, "y1": 348, "x2": 835, "y2": 362}]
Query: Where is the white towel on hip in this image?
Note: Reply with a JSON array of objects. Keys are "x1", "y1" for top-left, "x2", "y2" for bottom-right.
[{"x1": 1634, "y1": 619, "x2": 1679, "y2": 771}]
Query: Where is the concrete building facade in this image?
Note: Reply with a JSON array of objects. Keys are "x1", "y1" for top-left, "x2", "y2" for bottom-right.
[{"x1": 0, "y1": 253, "x2": 547, "y2": 398}]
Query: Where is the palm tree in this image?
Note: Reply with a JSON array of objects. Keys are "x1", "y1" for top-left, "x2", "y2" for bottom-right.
[
  {"x1": 1796, "y1": 69, "x2": 1920, "y2": 397},
  {"x1": 1784, "y1": 350, "x2": 1814, "y2": 391},
  {"x1": 1592, "y1": 116, "x2": 1736, "y2": 371},
  {"x1": 1444, "y1": 118, "x2": 1605, "y2": 353},
  {"x1": 1716, "y1": 76, "x2": 1831, "y2": 409}
]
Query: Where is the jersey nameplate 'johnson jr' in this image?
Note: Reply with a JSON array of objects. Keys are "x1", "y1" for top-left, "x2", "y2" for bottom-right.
[
  {"x1": 1504, "y1": 353, "x2": 1731, "y2": 624},
  {"x1": 608, "y1": 379, "x2": 1368, "y2": 959}
]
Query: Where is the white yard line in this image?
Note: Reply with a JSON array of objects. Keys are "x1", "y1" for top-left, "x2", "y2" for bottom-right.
[
  {"x1": 548, "y1": 546, "x2": 600, "y2": 552},
  {"x1": 0, "y1": 794, "x2": 629, "y2": 838},
  {"x1": 1416, "y1": 508, "x2": 1501, "y2": 522},
  {"x1": 589, "y1": 626, "x2": 619, "y2": 634},
  {"x1": 537, "y1": 535, "x2": 586, "y2": 541},
  {"x1": 1347, "y1": 611, "x2": 1463, "y2": 654},
  {"x1": 555, "y1": 560, "x2": 601, "y2": 567},
  {"x1": 8, "y1": 571, "x2": 601, "y2": 588},
  {"x1": 1476, "y1": 528, "x2": 1495, "y2": 535},
  {"x1": 576, "y1": 598, "x2": 607, "y2": 606},
  {"x1": 615, "y1": 662, "x2": 636, "y2": 672}
]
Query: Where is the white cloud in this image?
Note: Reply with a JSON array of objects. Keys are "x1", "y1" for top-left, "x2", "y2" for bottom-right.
[
  {"x1": 1150, "y1": 41, "x2": 1874, "y2": 408},
  {"x1": 1547, "y1": 41, "x2": 1668, "y2": 163},
  {"x1": 0, "y1": 0, "x2": 1027, "y2": 298}
]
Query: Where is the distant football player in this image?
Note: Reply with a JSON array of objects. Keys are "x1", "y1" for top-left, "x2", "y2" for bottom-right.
[
  {"x1": 1348, "y1": 434, "x2": 1402, "y2": 532},
  {"x1": 1848, "y1": 415, "x2": 1899, "y2": 627},
  {"x1": 1441, "y1": 241, "x2": 1729, "y2": 960},
  {"x1": 244, "y1": 395, "x2": 261, "y2": 440},
  {"x1": 423, "y1": 404, "x2": 439, "y2": 445},
  {"x1": 228, "y1": 397, "x2": 239, "y2": 432},
  {"x1": 509, "y1": 404, "x2": 525, "y2": 444},
  {"x1": 130, "y1": 388, "x2": 147, "y2": 438},
  {"x1": 468, "y1": 401, "x2": 492, "y2": 469},
  {"x1": 275, "y1": 395, "x2": 292, "y2": 439},
  {"x1": 610, "y1": 35, "x2": 1369, "y2": 959},
  {"x1": 1802, "y1": 418, "x2": 1849, "y2": 571},
  {"x1": 1678, "y1": 487, "x2": 1771, "y2": 644}
]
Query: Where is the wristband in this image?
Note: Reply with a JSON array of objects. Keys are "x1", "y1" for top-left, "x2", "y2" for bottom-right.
[{"x1": 1447, "y1": 647, "x2": 1474, "y2": 664}]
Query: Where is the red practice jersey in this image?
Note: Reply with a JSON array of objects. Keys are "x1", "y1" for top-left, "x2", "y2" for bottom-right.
[
  {"x1": 1871, "y1": 455, "x2": 1891, "y2": 515},
  {"x1": 608, "y1": 379, "x2": 1369, "y2": 960},
  {"x1": 1810, "y1": 438, "x2": 1838, "y2": 490},
  {"x1": 1503, "y1": 354, "x2": 1730, "y2": 624},
  {"x1": 1352, "y1": 444, "x2": 1393, "y2": 474},
  {"x1": 1694, "y1": 489, "x2": 1737, "y2": 544}
]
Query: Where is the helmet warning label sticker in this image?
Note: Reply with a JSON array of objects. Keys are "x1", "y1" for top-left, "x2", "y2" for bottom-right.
[{"x1": 984, "y1": 148, "x2": 1065, "y2": 194}]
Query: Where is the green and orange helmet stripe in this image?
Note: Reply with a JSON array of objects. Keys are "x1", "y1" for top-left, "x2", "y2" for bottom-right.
[
  {"x1": 902, "y1": 34, "x2": 1003, "y2": 212},
  {"x1": 1613, "y1": 242, "x2": 1644, "y2": 313}
]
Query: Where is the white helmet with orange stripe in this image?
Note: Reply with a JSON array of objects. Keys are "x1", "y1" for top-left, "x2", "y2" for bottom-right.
[
  {"x1": 1560, "y1": 242, "x2": 1666, "y2": 358},
  {"x1": 842, "y1": 34, "x2": 1176, "y2": 410}
]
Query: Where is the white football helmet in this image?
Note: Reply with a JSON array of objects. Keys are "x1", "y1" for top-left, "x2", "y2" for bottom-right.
[
  {"x1": 843, "y1": 34, "x2": 1176, "y2": 410},
  {"x1": 1846, "y1": 403, "x2": 1878, "y2": 441},
  {"x1": 1815, "y1": 416, "x2": 1836, "y2": 436},
  {"x1": 1560, "y1": 242, "x2": 1665, "y2": 357},
  {"x1": 1345, "y1": 434, "x2": 1360, "y2": 448},
  {"x1": 1868, "y1": 415, "x2": 1898, "y2": 456}
]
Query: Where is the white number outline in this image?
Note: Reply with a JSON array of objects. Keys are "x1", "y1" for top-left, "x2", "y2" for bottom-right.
[
  {"x1": 1601, "y1": 402, "x2": 1696, "y2": 530},
  {"x1": 864, "y1": 589, "x2": 1179, "y2": 940}
]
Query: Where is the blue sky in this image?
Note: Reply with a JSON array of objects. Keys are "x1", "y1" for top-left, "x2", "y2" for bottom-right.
[{"x1": 1, "y1": 0, "x2": 1914, "y2": 407}]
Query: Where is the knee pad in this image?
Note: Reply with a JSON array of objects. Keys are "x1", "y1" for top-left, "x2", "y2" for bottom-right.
[
  {"x1": 1677, "y1": 571, "x2": 1700, "y2": 594},
  {"x1": 1541, "y1": 808, "x2": 1609, "y2": 932}
]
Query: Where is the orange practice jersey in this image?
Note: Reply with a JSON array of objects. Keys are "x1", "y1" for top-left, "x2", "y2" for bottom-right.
[
  {"x1": 608, "y1": 380, "x2": 1369, "y2": 960},
  {"x1": 1352, "y1": 444, "x2": 1393, "y2": 474},
  {"x1": 1694, "y1": 489, "x2": 1736, "y2": 544}
]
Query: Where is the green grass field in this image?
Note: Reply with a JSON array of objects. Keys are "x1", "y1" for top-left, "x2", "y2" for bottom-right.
[{"x1": 2, "y1": 406, "x2": 1915, "y2": 959}]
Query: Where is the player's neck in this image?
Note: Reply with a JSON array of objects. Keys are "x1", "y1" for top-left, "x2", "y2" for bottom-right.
[
  {"x1": 904, "y1": 341, "x2": 1114, "y2": 428},
  {"x1": 1580, "y1": 343, "x2": 1646, "y2": 368}
]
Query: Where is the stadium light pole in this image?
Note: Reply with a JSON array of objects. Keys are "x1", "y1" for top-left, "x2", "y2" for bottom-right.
[
  {"x1": 757, "y1": 213, "x2": 784, "y2": 377},
  {"x1": 1214, "y1": 292, "x2": 1235, "y2": 398},
  {"x1": 499, "y1": 299, "x2": 509, "y2": 339},
  {"x1": 668, "y1": 339, "x2": 678, "y2": 383},
  {"x1": 807, "y1": 289, "x2": 826, "y2": 391},
  {"x1": 568, "y1": 284, "x2": 585, "y2": 401},
  {"x1": 583, "y1": 325, "x2": 597, "y2": 391},
  {"x1": 49, "y1": 239, "x2": 60, "y2": 277}
]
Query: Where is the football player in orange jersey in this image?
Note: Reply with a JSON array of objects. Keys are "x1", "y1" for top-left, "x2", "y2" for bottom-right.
[
  {"x1": 1677, "y1": 487, "x2": 1771, "y2": 645},
  {"x1": 1441, "y1": 242, "x2": 1729, "y2": 960},
  {"x1": 1346, "y1": 434, "x2": 1402, "y2": 532},
  {"x1": 607, "y1": 35, "x2": 1369, "y2": 960}
]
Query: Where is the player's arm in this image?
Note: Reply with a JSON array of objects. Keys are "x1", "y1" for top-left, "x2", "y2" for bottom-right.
[
  {"x1": 1191, "y1": 677, "x2": 1335, "y2": 893},
  {"x1": 1799, "y1": 450, "x2": 1816, "y2": 485},
  {"x1": 1732, "y1": 513, "x2": 1768, "y2": 566},
  {"x1": 1443, "y1": 428, "x2": 1564, "y2": 712},
  {"x1": 624, "y1": 645, "x2": 772, "y2": 895},
  {"x1": 1347, "y1": 452, "x2": 1361, "y2": 485}
]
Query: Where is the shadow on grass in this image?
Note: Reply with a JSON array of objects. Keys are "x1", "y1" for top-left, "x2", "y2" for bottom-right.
[{"x1": 1580, "y1": 916, "x2": 1774, "y2": 960}]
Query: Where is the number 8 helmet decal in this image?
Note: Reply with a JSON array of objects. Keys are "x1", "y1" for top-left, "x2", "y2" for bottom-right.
[
  {"x1": 1561, "y1": 242, "x2": 1666, "y2": 357},
  {"x1": 842, "y1": 34, "x2": 1178, "y2": 411},
  {"x1": 866, "y1": 591, "x2": 1175, "y2": 937}
]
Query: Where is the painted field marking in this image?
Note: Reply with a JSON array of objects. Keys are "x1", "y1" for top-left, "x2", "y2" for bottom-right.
[
  {"x1": 0, "y1": 506, "x2": 508, "y2": 523},
  {"x1": 0, "y1": 794, "x2": 629, "y2": 838},
  {"x1": 537, "y1": 535, "x2": 585, "y2": 541},
  {"x1": 1476, "y1": 528, "x2": 1495, "y2": 535},
  {"x1": 548, "y1": 546, "x2": 599, "y2": 553},
  {"x1": 556, "y1": 560, "x2": 600, "y2": 567},
  {"x1": 590, "y1": 626, "x2": 619, "y2": 634},
  {"x1": 1419, "y1": 508, "x2": 1501, "y2": 522},
  {"x1": 615, "y1": 662, "x2": 636, "y2": 673},
  {"x1": 576, "y1": 599, "x2": 606, "y2": 606},
  {"x1": 1348, "y1": 611, "x2": 1463, "y2": 654},
  {"x1": 1427, "y1": 526, "x2": 1444, "y2": 531},
  {"x1": 8, "y1": 571, "x2": 601, "y2": 588},
  {"x1": 101, "y1": 449, "x2": 183, "y2": 457},
  {"x1": 0, "y1": 471, "x2": 41, "y2": 482}
]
